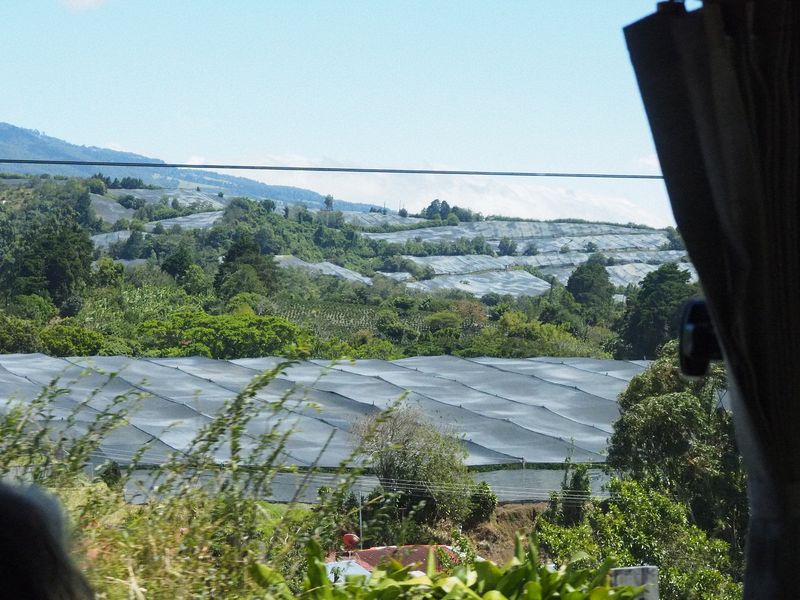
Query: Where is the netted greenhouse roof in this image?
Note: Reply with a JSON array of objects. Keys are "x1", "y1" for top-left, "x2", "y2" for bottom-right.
[
  {"x1": 110, "y1": 188, "x2": 227, "y2": 209},
  {"x1": 90, "y1": 194, "x2": 136, "y2": 224},
  {"x1": 364, "y1": 221, "x2": 662, "y2": 245},
  {"x1": 91, "y1": 230, "x2": 133, "y2": 249},
  {"x1": 143, "y1": 211, "x2": 223, "y2": 231},
  {"x1": 605, "y1": 262, "x2": 697, "y2": 287},
  {"x1": 338, "y1": 212, "x2": 426, "y2": 227},
  {"x1": 0, "y1": 354, "x2": 647, "y2": 468},
  {"x1": 404, "y1": 251, "x2": 687, "y2": 276},
  {"x1": 275, "y1": 255, "x2": 373, "y2": 285},
  {"x1": 407, "y1": 270, "x2": 551, "y2": 297}
]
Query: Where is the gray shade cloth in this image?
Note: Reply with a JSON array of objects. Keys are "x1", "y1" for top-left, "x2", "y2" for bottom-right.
[
  {"x1": 626, "y1": 3, "x2": 800, "y2": 596},
  {"x1": 0, "y1": 354, "x2": 647, "y2": 469}
]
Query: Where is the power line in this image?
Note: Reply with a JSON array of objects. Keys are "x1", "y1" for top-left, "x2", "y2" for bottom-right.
[{"x1": 0, "y1": 158, "x2": 664, "y2": 180}]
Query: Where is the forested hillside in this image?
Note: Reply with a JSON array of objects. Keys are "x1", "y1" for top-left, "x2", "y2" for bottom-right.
[{"x1": 0, "y1": 173, "x2": 697, "y2": 361}]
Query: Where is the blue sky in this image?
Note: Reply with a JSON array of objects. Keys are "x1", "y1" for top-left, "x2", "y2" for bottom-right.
[{"x1": 2, "y1": 1, "x2": 683, "y2": 226}]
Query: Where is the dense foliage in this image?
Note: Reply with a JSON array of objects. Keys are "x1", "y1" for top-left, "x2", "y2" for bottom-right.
[
  {"x1": 0, "y1": 176, "x2": 651, "y2": 361},
  {"x1": 537, "y1": 479, "x2": 741, "y2": 600},
  {"x1": 616, "y1": 264, "x2": 697, "y2": 359},
  {"x1": 535, "y1": 344, "x2": 746, "y2": 600},
  {"x1": 607, "y1": 341, "x2": 747, "y2": 561}
]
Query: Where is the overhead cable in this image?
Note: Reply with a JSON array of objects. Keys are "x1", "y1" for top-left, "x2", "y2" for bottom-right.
[{"x1": 0, "y1": 158, "x2": 664, "y2": 180}]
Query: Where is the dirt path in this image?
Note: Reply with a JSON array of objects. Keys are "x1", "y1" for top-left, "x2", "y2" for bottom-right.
[{"x1": 466, "y1": 502, "x2": 547, "y2": 564}]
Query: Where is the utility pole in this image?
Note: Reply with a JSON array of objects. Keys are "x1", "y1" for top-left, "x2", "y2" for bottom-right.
[{"x1": 358, "y1": 491, "x2": 363, "y2": 549}]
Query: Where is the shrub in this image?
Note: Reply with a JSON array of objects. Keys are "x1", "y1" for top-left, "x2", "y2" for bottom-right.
[
  {"x1": 0, "y1": 312, "x2": 41, "y2": 353},
  {"x1": 59, "y1": 294, "x2": 84, "y2": 317},
  {"x1": 40, "y1": 323, "x2": 105, "y2": 356},
  {"x1": 139, "y1": 309, "x2": 311, "y2": 359},
  {"x1": 6, "y1": 294, "x2": 57, "y2": 324},
  {"x1": 464, "y1": 481, "x2": 498, "y2": 529}
]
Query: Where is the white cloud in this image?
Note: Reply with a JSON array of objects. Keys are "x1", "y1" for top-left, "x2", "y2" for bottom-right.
[
  {"x1": 215, "y1": 153, "x2": 675, "y2": 227},
  {"x1": 185, "y1": 155, "x2": 207, "y2": 166},
  {"x1": 60, "y1": 0, "x2": 106, "y2": 10},
  {"x1": 104, "y1": 141, "x2": 127, "y2": 152},
  {"x1": 636, "y1": 153, "x2": 661, "y2": 170}
]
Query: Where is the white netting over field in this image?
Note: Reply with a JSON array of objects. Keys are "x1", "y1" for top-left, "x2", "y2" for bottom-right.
[{"x1": 0, "y1": 354, "x2": 646, "y2": 469}]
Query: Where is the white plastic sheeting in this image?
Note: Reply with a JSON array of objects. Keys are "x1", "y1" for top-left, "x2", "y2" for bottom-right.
[
  {"x1": 364, "y1": 221, "x2": 662, "y2": 245},
  {"x1": 407, "y1": 270, "x2": 551, "y2": 297},
  {"x1": 404, "y1": 251, "x2": 687, "y2": 276},
  {"x1": 90, "y1": 230, "x2": 134, "y2": 249},
  {"x1": 275, "y1": 255, "x2": 373, "y2": 285},
  {"x1": 605, "y1": 262, "x2": 697, "y2": 288},
  {"x1": 338, "y1": 212, "x2": 426, "y2": 227},
  {"x1": 0, "y1": 354, "x2": 647, "y2": 468},
  {"x1": 143, "y1": 211, "x2": 223, "y2": 232},
  {"x1": 110, "y1": 189, "x2": 227, "y2": 210},
  {"x1": 90, "y1": 194, "x2": 135, "y2": 224}
]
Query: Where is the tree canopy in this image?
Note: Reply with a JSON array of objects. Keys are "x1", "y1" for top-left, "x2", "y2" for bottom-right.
[
  {"x1": 351, "y1": 404, "x2": 473, "y2": 527},
  {"x1": 617, "y1": 263, "x2": 697, "y2": 359}
]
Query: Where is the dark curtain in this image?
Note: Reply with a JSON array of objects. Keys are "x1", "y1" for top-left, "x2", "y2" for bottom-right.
[{"x1": 625, "y1": 2, "x2": 800, "y2": 597}]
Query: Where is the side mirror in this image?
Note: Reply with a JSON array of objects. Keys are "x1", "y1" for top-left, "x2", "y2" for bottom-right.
[{"x1": 679, "y1": 299, "x2": 722, "y2": 377}]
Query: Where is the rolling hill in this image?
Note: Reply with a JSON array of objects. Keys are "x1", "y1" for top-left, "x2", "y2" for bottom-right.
[{"x1": 0, "y1": 122, "x2": 379, "y2": 211}]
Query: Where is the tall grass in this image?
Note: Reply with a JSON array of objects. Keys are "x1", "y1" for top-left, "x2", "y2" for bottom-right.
[{"x1": 0, "y1": 361, "x2": 367, "y2": 598}]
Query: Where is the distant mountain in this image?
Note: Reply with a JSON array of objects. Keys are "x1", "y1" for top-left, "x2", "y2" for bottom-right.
[{"x1": 0, "y1": 122, "x2": 380, "y2": 212}]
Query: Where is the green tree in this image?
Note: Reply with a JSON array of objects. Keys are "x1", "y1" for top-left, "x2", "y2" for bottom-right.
[
  {"x1": 323, "y1": 194, "x2": 334, "y2": 211},
  {"x1": 351, "y1": 404, "x2": 473, "y2": 526},
  {"x1": 6, "y1": 294, "x2": 58, "y2": 325},
  {"x1": 523, "y1": 242, "x2": 539, "y2": 256},
  {"x1": 463, "y1": 481, "x2": 497, "y2": 529},
  {"x1": 566, "y1": 255, "x2": 614, "y2": 324},
  {"x1": 617, "y1": 263, "x2": 696, "y2": 359},
  {"x1": 423, "y1": 199, "x2": 442, "y2": 220},
  {"x1": 424, "y1": 310, "x2": 461, "y2": 333},
  {"x1": 92, "y1": 257, "x2": 124, "y2": 288},
  {"x1": 538, "y1": 479, "x2": 741, "y2": 600},
  {"x1": 375, "y1": 309, "x2": 415, "y2": 344},
  {"x1": 497, "y1": 237, "x2": 518, "y2": 256},
  {"x1": 548, "y1": 459, "x2": 591, "y2": 526},
  {"x1": 466, "y1": 310, "x2": 603, "y2": 358},
  {"x1": 161, "y1": 243, "x2": 193, "y2": 279},
  {"x1": 40, "y1": 323, "x2": 105, "y2": 356},
  {"x1": 607, "y1": 341, "x2": 746, "y2": 557},
  {"x1": 13, "y1": 220, "x2": 93, "y2": 305},
  {"x1": 117, "y1": 230, "x2": 145, "y2": 260},
  {"x1": 86, "y1": 177, "x2": 107, "y2": 195},
  {"x1": 219, "y1": 264, "x2": 269, "y2": 299},
  {"x1": 0, "y1": 312, "x2": 41, "y2": 353},
  {"x1": 662, "y1": 226, "x2": 686, "y2": 251},
  {"x1": 139, "y1": 310, "x2": 310, "y2": 359},
  {"x1": 214, "y1": 236, "x2": 278, "y2": 299},
  {"x1": 179, "y1": 264, "x2": 213, "y2": 295}
]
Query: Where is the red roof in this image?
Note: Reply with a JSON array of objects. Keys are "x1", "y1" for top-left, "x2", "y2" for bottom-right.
[{"x1": 332, "y1": 545, "x2": 459, "y2": 573}]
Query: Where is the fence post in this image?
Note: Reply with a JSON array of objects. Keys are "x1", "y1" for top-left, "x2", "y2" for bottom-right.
[{"x1": 610, "y1": 566, "x2": 659, "y2": 599}]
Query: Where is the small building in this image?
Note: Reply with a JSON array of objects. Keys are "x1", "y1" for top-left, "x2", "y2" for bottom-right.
[{"x1": 325, "y1": 545, "x2": 460, "y2": 582}]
